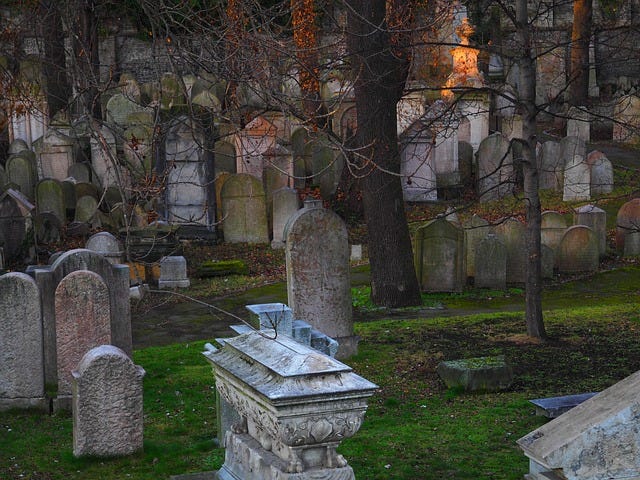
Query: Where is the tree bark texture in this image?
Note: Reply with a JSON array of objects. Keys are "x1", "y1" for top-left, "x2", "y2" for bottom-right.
[
  {"x1": 346, "y1": 0, "x2": 422, "y2": 307},
  {"x1": 515, "y1": 0, "x2": 547, "y2": 339},
  {"x1": 569, "y1": 0, "x2": 592, "y2": 106}
]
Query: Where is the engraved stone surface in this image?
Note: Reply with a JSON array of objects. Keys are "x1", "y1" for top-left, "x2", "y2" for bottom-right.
[
  {"x1": 556, "y1": 225, "x2": 599, "y2": 274},
  {"x1": 519, "y1": 370, "x2": 640, "y2": 480},
  {"x1": 73, "y1": 345, "x2": 145, "y2": 457},
  {"x1": 203, "y1": 331, "x2": 377, "y2": 480},
  {"x1": 158, "y1": 255, "x2": 190, "y2": 289},
  {"x1": 0, "y1": 272, "x2": 45, "y2": 410},
  {"x1": 414, "y1": 218, "x2": 465, "y2": 292},
  {"x1": 55, "y1": 270, "x2": 111, "y2": 396}
]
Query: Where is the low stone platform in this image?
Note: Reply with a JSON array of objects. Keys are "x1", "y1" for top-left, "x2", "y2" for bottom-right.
[{"x1": 436, "y1": 355, "x2": 513, "y2": 392}]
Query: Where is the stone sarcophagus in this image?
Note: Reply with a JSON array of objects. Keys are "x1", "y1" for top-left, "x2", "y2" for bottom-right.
[{"x1": 203, "y1": 330, "x2": 377, "y2": 480}]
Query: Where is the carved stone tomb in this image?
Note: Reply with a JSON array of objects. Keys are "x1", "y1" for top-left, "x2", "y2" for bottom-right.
[{"x1": 203, "y1": 330, "x2": 377, "y2": 480}]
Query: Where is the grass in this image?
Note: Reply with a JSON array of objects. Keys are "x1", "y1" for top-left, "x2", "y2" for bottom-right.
[{"x1": 4, "y1": 265, "x2": 640, "y2": 479}]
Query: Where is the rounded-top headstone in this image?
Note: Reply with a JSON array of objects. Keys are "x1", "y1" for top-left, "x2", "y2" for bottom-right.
[
  {"x1": 616, "y1": 198, "x2": 640, "y2": 253},
  {"x1": 557, "y1": 225, "x2": 599, "y2": 273},
  {"x1": 8, "y1": 139, "x2": 29, "y2": 155}
]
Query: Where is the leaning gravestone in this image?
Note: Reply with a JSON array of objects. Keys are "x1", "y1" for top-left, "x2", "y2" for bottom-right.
[
  {"x1": 0, "y1": 272, "x2": 46, "y2": 411},
  {"x1": 494, "y1": 217, "x2": 527, "y2": 284},
  {"x1": 414, "y1": 217, "x2": 465, "y2": 292},
  {"x1": 615, "y1": 198, "x2": 640, "y2": 254},
  {"x1": 541, "y1": 210, "x2": 568, "y2": 253},
  {"x1": 55, "y1": 270, "x2": 111, "y2": 398},
  {"x1": 220, "y1": 173, "x2": 269, "y2": 244},
  {"x1": 271, "y1": 187, "x2": 299, "y2": 249},
  {"x1": 556, "y1": 225, "x2": 599, "y2": 274},
  {"x1": 476, "y1": 133, "x2": 513, "y2": 202},
  {"x1": 519, "y1": 369, "x2": 640, "y2": 480},
  {"x1": 285, "y1": 199, "x2": 356, "y2": 358},
  {"x1": 90, "y1": 124, "x2": 120, "y2": 188},
  {"x1": 73, "y1": 345, "x2": 145, "y2": 458},
  {"x1": 537, "y1": 140, "x2": 563, "y2": 191},
  {"x1": 574, "y1": 204, "x2": 607, "y2": 257},
  {"x1": 33, "y1": 249, "x2": 131, "y2": 387},
  {"x1": 6, "y1": 151, "x2": 37, "y2": 200},
  {"x1": 587, "y1": 150, "x2": 614, "y2": 195},
  {"x1": 463, "y1": 214, "x2": 491, "y2": 279},
  {"x1": 474, "y1": 234, "x2": 507, "y2": 289}
]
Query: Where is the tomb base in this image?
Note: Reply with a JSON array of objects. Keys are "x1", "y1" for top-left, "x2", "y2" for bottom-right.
[
  {"x1": 217, "y1": 432, "x2": 354, "y2": 480},
  {"x1": 0, "y1": 397, "x2": 49, "y2": 412}
]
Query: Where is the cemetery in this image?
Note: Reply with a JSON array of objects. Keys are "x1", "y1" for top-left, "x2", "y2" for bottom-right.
[{"x1": 2, "y1": 1, "x2": 640, "y2": 479}]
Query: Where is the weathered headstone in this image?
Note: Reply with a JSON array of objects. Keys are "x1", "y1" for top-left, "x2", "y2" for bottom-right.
[
  {"x1": 0, "y1": 191, "x2": 28, "y2": 260},
  {"x1": 494, "y1": 217, "x2": 527, "y2": 284},
  {"x1": 587, "y1": 150, "x2": 614, "y2": 195},
  {"x1": 214, "y1": 140, "x2": 236, "y2": 176},
  {"x1": 33, "y1": 249, "x2": 131, "y2": 387},
  {"x1": 159, "y1": 72, "x2": 187, "y2": 110},
  {"x1": 519, "y1": 370, "x2": 640, "y2": 480},
  {"x1": 541, "y1": 244, "x2": 555, "y2": 279},
  {"x1": 90, "y1": 124, "x2": 121, "y2": 188},
  {"x1": 67, "y1": 162, "x2": 91, "y2": 183},
  {"x1": 271, "y1": 187, "x2": 299, "y2": 249},
  {"x1": 72, "y1": 345, "x2": 145, "y2": 457},
  {"x1": 541, "y1": 210, "x2": 568, "y2": 253},
  {"x1": 400, "y1": 125, "x2": 437, "y2": 202},
  {"x1": 285, "y1": 199, "x2": 356, "y2": 358},
  {"x1": 74, "y1": 195, "x2": 99, "y2": 225},
  {"x1": 0, "y1": 272, "x2": 46, "y2": 411},
  {"x1": 33, "y1": 128, "x2": 76, "y2": 181},
  {"x1": 477, "y1": 133, "x2": 514, "y2": 202},
  {"x1": 537, "y1": 140, "x2": 563, "y2": 191},
  {"x1": 220, "y1": 173, "x2": 269, "y2": 244},
  {"x1": 616, "y1": 198, "x2": 640, "y2": 254},
  {"x1": 414, "y1": 218, "x2": 465, "y2": 292},
  {"x1": 105, "y1": 93, "x2": 151, "y2": 131},
  {"x1": 34, "y1": 211, "x2": 63, "y2": 243},
  {"x1": 235, "y1": 115, "x2": 276, "y2": 179},
  {"x1": 158, "y1": 256, "x2": 190, "y2": 289},
  {"x1": 566, "y1": 106, "x2": 590, "y2": 142},
  {"x1": 36, "y1": 178, "x2": 65, "y2": 223},
  {"x1": 55, "y1": 270, "x2": 111, "y2": 397},
  {"x1": 574, "y1": 204, "x2": 607, "y2": 256},
  {"x1": 613, "y1": 94, "x2": 640, "y2": 143},
  {"x1": 463, "y1": 214, "x2": 491, "y2": 279},
  {"x1": 561, "y1": 136, "x2": 590, "y2": 201},
  {"x1": 123, "y1": 124, "x2": 154, "y2": 179},
  {"x1": 85, "y1": 232, "x2": 124, "y2": 265},
  {"x1": 6, "y1": 151, "x2": 37, "y2": 200},
  {"x1": 556, "y1": 225, "x2": 599, "y2": 274},
  {"x1": 165, "y1": 117, "x2": 213, "y2": 228},
  {"x1": 474, "y1": 234, "x2": 507, "y2": 289}
]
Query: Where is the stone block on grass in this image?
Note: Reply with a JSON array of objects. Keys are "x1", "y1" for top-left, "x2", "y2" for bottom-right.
[
  {"x1": 196, "y1": 259, "x2": 248, "y2": 277},
  {"x1": 437, "y1": 355, "x2": 513, "y2": 392}
]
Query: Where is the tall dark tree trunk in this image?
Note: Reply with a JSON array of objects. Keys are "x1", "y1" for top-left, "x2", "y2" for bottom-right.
[
  {"x1": 516, "y1": 0, "x2": 546, "y2": 339},
  {"x1": 346, "y1": 0, "x2": 421, "y2": 307},
  {"x1": 569, "y1": 0, "x2": 592, "y2": 106},
  {"x1": 72, "y1": 0, "x2": 101, "y2": 118},
  {"x1": 39, "y1": 1, "x2": 71, "y2": 117}
]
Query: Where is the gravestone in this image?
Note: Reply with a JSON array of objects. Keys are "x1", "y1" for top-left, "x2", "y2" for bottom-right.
[
  {"x1": 8, "y1": 138, "x2": 29, "y2": 155},
  {"x1": 75, "y1": 195, "x2": 99, "y2": 225},
  {"x1": 519, "y1": 370, "x2": 640, "y2": 480},
  {"x1": 235, "y1": 115, "x2": 276, "y2": 178},
  {"x1": 165, "y1": 118, "x2": 213, "y2": 228},
  {"x1": 123, "y1": 124, "x2": 154, "y2": 179},
  {"x1": 463, "y1": 214, "x2": 491, "y2": 279},
  {"x1": 400, "y1": 124, "x2": 437, "y2": 202},
  {"x1": 414, "y1": 218, "x2": 465, "y2": 292},
  {"x1": 285, "y1": 200, "x2": 356, "y2": 358},
  {"x1": 537, "y1": 140, "x2": 563, "y2": 190},
  {"x1": 494, "y1": 218, "x2": 527, "y2": 284},
  {"x1": 306, "y1": 140, "x2": 343, "y2": 199},
  {"x1": 90, "y1": 124, "x2": 120, "y2": 188},
  {"x1": 615, "y1": 198, "x2": 640, "y2": 254},
  {"x1": 33, "y1": 128, "x2": 76, "y2": 181},
  {"x1": 36, "y1": 178, "x2": 65, "y2": 223},
  {"x1": 203, "y1": 331, "x2": 377, "y2": 480},
  {"x1": 105, "y1": 93, "x2": 150, "y2": 131},
  {"x1": 72, "y1": 345, "x2": 145, "y2": 457},
  {"x1": 563, "y1": 155, "x2": 591, "y2": 201},
  {"x1": 477, "y1": 133, "x2": 514, "y2": 202},
  {"x1": 61, "y1": 179, "x2": 77, "y2": 218},
  {"x1": 271, "y1": 187, "x2": 300, "y2": 249},
  {"x1": 556, "y1": 225, "x2": 599, "y2": 274},
  {"x1": 214, "y1": 141, "x2": 236, "y2": 176},
  {"x1": 474, "y1": 234, "x2": 507, "y2": 289},
  {"x1": 0, "y1": 164, "x2": 7, "y2": 191},
  {"x1": 220, "y1": 173, "x2": 269, "y2": 244},
  {"x1": 6, "y1": 151, "x2": 37, "y2": 200},
  {"x1": 33, "y1": 249, "x2": 131, "y2": 386},
  {"x1": 85, "y1": 232, "x2": 124, "y2": 265},
  {"x1": 55, "y1": 270, "x2": 111, "y2": 397},
  {"x1": 541, "y1": 210, "x2": 568, "y2": 253},
  {"x1": 158, "y1": 256, "x2": 190, "y2": 289},
  {"x1": 613, "y1": 94, "x2": 640, "y2": 143},
  {"x1": 34, "y1": 212, "x2": 63, "y2": 243},
  {"x1": 574, "y1": 204, "x2": 607, "y2": 256},
  {"x1": 587, "y1": 150, "x2": 614, "y2": 195},
  {"x1": 458, "y1": 140, "x2": 474, "y2": 188},
  {"x1": 67, "y1": 163, "x2": 91, "y2": 183},
  {"x1": 160, "y1": 72, "x2": 187, "y2": 111},
  {"x1": 0, "y1": 272, "x2": 46, "y2": 411},
  {"x1": 566, "y1": 106, "x2": 590, "y2": 142},
  {"x1": 75, "y1": 181, "x2": 99, "y2": 200},
  {"x1": 0, "y1": 192, "x2": 27, "y2": 260}
]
